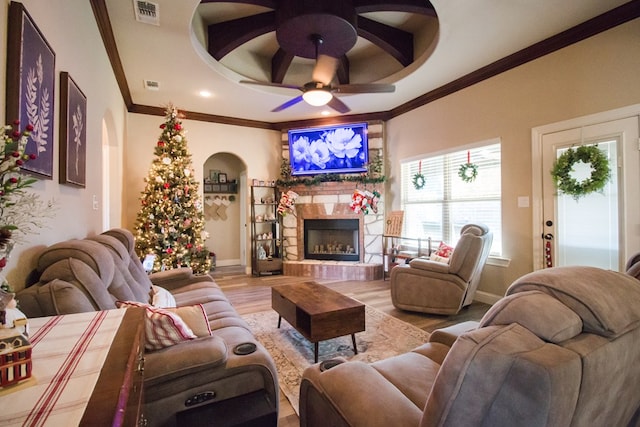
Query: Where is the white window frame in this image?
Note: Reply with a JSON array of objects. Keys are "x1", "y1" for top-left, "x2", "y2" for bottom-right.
[{"x1": 400, "y1": 138, "x2": 502, "y2": 257}]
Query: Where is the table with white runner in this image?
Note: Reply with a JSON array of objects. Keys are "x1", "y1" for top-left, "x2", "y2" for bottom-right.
[{"x1": 0, "y1": 309, "x2": 126, "y2": 427}]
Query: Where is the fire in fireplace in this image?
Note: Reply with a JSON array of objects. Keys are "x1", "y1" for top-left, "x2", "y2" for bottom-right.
[{"x1": 304, "y1": 219, "x2": 360, "y2": 261}]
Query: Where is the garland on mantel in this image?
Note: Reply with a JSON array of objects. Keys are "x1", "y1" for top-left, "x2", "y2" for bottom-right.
[
  {"x1": 276, "y1": 174, "x2": 386, "y2": 188},
  {"x1": 276, "y1": 154, "x2": 386, "y2": 188}
]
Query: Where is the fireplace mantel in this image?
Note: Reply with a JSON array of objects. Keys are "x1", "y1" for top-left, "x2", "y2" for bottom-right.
[{"x1": 279, "y1": 181, "x2": 384, "y2": 279}]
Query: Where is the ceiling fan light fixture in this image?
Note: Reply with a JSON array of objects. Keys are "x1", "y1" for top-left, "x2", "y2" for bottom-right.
[{"x1": 302, "y1": 89, "x2": 332, "y2": 106}]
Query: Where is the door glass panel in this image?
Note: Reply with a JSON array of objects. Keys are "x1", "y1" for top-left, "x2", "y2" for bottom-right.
[{"x1": 555, "y1": 140, "x2": 618, "y2": 269}]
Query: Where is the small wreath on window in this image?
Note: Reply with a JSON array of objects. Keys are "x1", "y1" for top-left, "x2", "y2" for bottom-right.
[
  {"x1": 412, "y1": 173, "x2": 426, "y2": 190},
  {"x1": 458, "y1": 163, "x2": 478, "y2": 183},
  {"x1": 551, "y1": 145, "x2": 610, "y2": 200}
]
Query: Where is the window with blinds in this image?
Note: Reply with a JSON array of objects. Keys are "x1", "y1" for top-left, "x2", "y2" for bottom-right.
[{"x1": 400, "y1": 141, "x2": 502, "y2": 255}]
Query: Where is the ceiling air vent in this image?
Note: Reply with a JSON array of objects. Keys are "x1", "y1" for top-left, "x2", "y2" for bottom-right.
[
  {"x1": 134, "y1": 0, "x2": 159, "y2": 26},
  {"x1": 143, "y1": 79, "x2": 160, "y2": 91}
]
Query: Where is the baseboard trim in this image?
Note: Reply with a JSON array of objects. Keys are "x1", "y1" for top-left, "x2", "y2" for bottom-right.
[
  {"x1": 474, "y1": 290, "x2": 502, "y2": 305},
  {"x1": 216, "y1": 259, "x2": 241, "y2": 267}
]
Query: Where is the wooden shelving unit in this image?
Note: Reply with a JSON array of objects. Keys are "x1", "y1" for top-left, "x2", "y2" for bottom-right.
[{"x1": 250, "y1": 185, "x2": 283, "y2": 276}]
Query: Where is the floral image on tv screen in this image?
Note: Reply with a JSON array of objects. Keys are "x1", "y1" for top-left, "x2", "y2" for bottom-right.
[{"x1": 288, "y1": 123, "x2": 368, "y2": 176}]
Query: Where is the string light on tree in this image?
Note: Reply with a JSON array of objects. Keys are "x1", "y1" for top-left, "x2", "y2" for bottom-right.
[{"x1": 133, "y1": 105, "x2": 211, "y2": 274}]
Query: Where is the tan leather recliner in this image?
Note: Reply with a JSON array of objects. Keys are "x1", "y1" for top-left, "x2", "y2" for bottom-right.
[
  {"x1": 300, "y1": 265, "x2": 640, "y2": 427},
  {"x1": 390, "y1": 223, "x2": 493, "y2": 315}
]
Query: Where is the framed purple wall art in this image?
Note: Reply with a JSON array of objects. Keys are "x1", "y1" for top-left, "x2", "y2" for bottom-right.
[
  {"x1": 59, "y1": 72, "x2": 87, "y2": 187},
  {"x1": 5, "y1": 1, "x2": 56, "y2": 179}
]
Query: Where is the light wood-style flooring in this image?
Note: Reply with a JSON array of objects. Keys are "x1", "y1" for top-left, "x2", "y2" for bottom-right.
[{"x1": 211, "y1": 266, "x2": 491, "y2": 427}]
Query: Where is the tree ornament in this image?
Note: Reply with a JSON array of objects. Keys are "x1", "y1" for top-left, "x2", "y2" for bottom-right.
[
  {"x1": 458, "y1": 150, "x2": 478, "y2": 183},
  {"x1": 551, "y1": 145, "x2": 610, "y2": 200},
  {"x1": 412, "y1": 160, "x2": 426, "y2": 190}
]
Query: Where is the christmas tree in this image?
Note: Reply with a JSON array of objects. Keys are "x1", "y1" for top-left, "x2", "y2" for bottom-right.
[{"x1": 133, "y1": 105, "x2": 211, "y2": 274}]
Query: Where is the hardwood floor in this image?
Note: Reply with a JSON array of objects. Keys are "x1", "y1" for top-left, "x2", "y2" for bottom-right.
[{"x1": 211, "y1": 266, "x2": 491, "y2": 427}]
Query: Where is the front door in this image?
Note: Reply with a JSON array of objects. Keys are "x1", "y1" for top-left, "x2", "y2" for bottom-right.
[{"x1": 539, "y1": 115, "x2": 639, "y2": 271}]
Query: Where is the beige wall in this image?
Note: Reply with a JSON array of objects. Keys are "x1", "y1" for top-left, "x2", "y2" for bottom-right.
[
  {"x1": 123, "y1": 113, "x2": 281, "y2": 269},
  {"x1": 203, "y1": 153, "x2": 245, "y2": 266},
  {"x1": 1, "y1": 0, "x2": 127, "y2": 289},
  {"x1": 1, "y1": 3, "x2": 638, "y2": 297},
  {"x1": 386, "y1": 18, "x2": 640, "y2": 298}
]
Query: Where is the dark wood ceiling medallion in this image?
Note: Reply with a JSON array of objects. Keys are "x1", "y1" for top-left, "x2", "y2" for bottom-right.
[
  {"x1": 204, "y1": 0, "x2": 437, "y2": 84},
  {"x1": 275, "y1": 0, "x2": 358, "y2": 59}
]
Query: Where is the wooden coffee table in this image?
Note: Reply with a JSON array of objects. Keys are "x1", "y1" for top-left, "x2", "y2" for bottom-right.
[{"x1": 271, "y1": 282, "x2": 365, "y2": 363}]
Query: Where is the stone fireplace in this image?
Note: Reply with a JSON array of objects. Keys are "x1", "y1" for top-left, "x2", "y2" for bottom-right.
[
  {"x1": 304, "y1": 218, "x2": 359, "y2": 261},
  {"x1": 280, "y1": 181, "x2": 384, "y2": 280},
  {"x1": 277, "y1": 120, "x2": 385, "y2": 280}
]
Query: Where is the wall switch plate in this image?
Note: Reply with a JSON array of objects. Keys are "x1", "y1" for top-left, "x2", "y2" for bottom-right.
[{"x1": 517, "y1": 196, "x2": 529, "y2": 208}]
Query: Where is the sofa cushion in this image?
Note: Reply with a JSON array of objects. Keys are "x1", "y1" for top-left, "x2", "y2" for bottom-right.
[
  {"x1": 17, "y1": 279, "x2": 98, "y2": 317},
  {"x1": 88, "y1": 234, "x2": 151, "y2": 302},
  {"x1": 151, "y1": 285, "x2": 177, "y2": 308},
  {"x1": 40, "y1": 258, "x2": 118, "y2": 310},
  {"x1": 117, "y1": 301, "x2": 197, "y2": 350},
  {"x1": 166, "y1": 304, "x2": 212, "y2": 337},
  {"x1": 479, "y1": 290, "x2": 583, "y2": 343},
  {"x1": 421, "y1": 324, "x2": 581, "y2": 427},
  {"x1": 507, "y1": 266, "x2": 640, "y2": 338}
]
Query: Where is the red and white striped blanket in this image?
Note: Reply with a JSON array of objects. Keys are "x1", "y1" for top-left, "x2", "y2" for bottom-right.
[{"x1": 0, "y1": 309, "x2": 126, "y2": 426}]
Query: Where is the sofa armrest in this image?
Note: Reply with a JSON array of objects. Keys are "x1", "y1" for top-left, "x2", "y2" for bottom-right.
[
  {"x1": 300, "y1": 361, "x2": 423, "y2": 427},
  {"x1": 144, "y1": 334, "x2": 227, "y2": 387},
  {"x1": 149, "y1": 268, "x2": 213, "y2": 291},
  {"x1": 409, "y1": 257, "x2": 451, "y2": 273},
  {"x1": 428, "y1": 321, "x2": 479, "y2": 347}
]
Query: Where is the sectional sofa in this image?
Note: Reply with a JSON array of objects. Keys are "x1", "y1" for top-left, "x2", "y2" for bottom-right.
[{"x1": 17, "y1": 228, "x2": 278, "y2": 426}]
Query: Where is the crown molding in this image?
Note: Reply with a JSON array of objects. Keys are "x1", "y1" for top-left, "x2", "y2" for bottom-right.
[{"x1": 90, "y1": 0, "x2": 640, "y2": 130}]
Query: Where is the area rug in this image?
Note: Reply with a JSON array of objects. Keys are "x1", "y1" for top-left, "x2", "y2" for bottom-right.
[{"x1": 243, "y1": 306, "x2": 430, "y2": 414}]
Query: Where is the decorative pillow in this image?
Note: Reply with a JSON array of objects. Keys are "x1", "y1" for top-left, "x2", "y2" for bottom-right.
[
  {"x1": 430, "y1": 253, "x2": 451, "y2": 264},
  {"x1": 150, "y1": 285, "x2": 177, "y2": 308},
  {"x1": 435, "y1": 241, "x2": 454, "y2": 258},
  {"x1": 117, "y1": 301, "x2": 196, "y2": 350},
  {"x1": 166, "y1": 304, "x2": 212, "y2": 337}
]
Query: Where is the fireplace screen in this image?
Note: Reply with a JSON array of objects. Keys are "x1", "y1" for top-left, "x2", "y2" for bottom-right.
[{"x1": 304, "y1": 219, "x2": 359, "y2": 261}]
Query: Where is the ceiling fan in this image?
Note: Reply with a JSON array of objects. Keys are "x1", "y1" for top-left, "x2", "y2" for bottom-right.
[{"x1": 239, "y1": 34, "x2": 395, "y2": 114}]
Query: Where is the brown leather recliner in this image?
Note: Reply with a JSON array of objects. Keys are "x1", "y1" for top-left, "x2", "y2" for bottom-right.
[{"x1": 390, "y1": 223, "x2": 493, "y2": 315}]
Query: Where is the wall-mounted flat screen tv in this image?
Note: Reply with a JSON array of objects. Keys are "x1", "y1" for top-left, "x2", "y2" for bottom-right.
[{"x1": 288, "y1": 122, "x2": 369, "y2": 176}]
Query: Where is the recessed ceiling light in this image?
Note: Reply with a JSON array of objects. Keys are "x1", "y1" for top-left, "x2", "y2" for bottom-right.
[
  {"x1": 321, "y1": 110, "x2": 331, "y2": 116},
  {"x1": 199, "y1": 90, "x2": 212, "y2": 98}
]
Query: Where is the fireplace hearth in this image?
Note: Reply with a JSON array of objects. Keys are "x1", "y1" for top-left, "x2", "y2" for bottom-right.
[{"x1": 304, "y1": 219, "x2": 359, "y2": 261}]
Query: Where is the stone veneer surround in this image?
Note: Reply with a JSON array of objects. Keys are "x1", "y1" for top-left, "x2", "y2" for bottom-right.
[
  {"x1": 280, "y1": 181, "x2": 384, "y2": 264},
  {"x1": 278, "y1": 121, "x2": 385, "y2": 280}
]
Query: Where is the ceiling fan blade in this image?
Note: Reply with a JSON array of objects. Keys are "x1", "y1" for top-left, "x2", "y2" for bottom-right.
[
  {"x1": 239, "y1": 80, "x2": 301, "y2": 91},
  {"x1": 312, "y1": 54, "x2": 339, "y2": 86},
  {"x1": 333, "y1": 83, "x2": 396, "y2": 94},
  {"x1": 272, "y1": 95, "x2": 304, "y2": 112},
  {"x1": 327, "y1": 96, "x2": 351, "y2": 114}
]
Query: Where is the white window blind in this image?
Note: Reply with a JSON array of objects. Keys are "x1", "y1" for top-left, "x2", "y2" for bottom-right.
[{"x1": 400, "y1": 142, "x2": 502, "y2": 255}]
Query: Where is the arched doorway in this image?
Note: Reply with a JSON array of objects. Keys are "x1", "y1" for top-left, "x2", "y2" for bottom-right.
[{"x1": 203, "y1": 153, "x2": 247, "y2": 269}]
